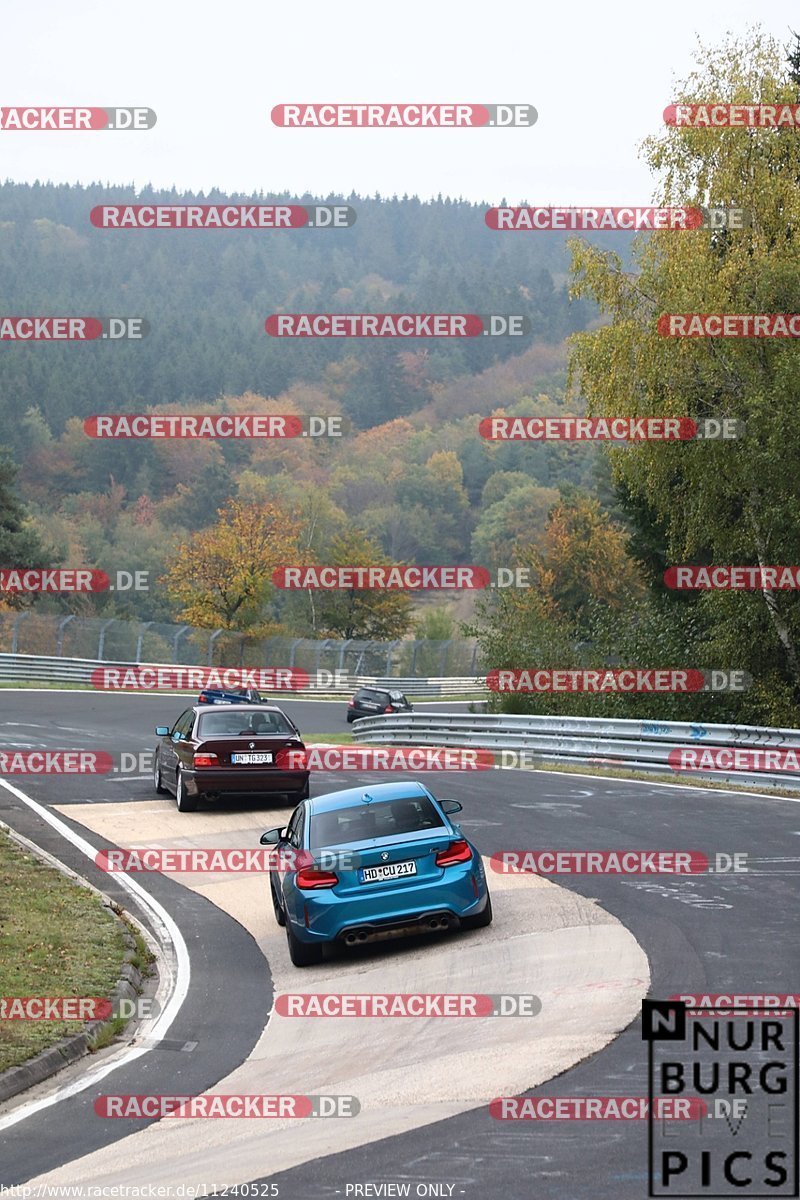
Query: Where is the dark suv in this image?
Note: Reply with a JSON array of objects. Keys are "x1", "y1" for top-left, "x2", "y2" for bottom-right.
[{"x1": 346, "y1": 686, "x2": 413, "y2": 723}]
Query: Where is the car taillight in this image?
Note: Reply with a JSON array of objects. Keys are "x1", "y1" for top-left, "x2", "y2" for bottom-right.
[
  {"x1": 276, "y1": 746, "x2": 307, "y2": 770},
  {"x1": 198, "y1": 692, "x2": 209, "y2": 703},
  {"x1": 384, "y1": 705, "x2": 394, "y2": 713},
  {"x1": 295, "y1": 867, "x2": 338, "y2": 889},
  {"x1": 348, "y1": 699, "x2": 355, "y2": 707},
  {"x1": 193, "y1": 752, "x2": 219, "y2": 767},
  {"x1": 435, "y1": 840, "x2": 472, "y2": 867}
]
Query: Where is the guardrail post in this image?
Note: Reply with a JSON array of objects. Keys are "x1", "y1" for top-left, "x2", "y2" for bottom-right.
[
  {"x1": 97, "y1": 618, "x2": 117, "y2": 661},
  {"x1": 135, "y1": 621, "x2": 153, "y2": 663},
  {"x1": 385, "y1": 640, "x2": 400, "y2": 675},
  {"x1": 172, "y1": 625, "x2": 190, "y2": 663},
  {"x1": 337, "y1": 639, "x2": 352, "y2": 670},
  {"x1": 208, "y1": 628, "x2": 223, "y2": 666},
  {"x1": 11, "y1": 611, "x2": 29, "y2": 655},
  {"x1": 55, "y1": 615, "x2": 75, "y2": 656},
  {"x1": 353, "y1": 645, "x2": 369, "y2": 674},
  {"x1": 288, "y1": 638, "x2": 303, "y2": 668},
  {"x1": 314, "y1": 639, "x2": 331, "y2": 673}
]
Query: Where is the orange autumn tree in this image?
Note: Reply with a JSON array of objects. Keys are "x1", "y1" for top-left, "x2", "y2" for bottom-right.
[
  {"x1": 541, "y1": 494, "x2": 645, "y2": 632},
  {"x1": 160, "y1": 500, "x2": 302, "y2": 631},
  {"x1": 469, "y1": 492, "x2": 647, "y2": 696}
]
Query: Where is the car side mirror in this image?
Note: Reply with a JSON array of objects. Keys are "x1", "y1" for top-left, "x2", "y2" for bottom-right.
[
  {"x1": 260, "y1": 827, "x2": 286, "y2": 845},
  {"x1": 440, "y1": 799, "x2": 463, "y2": 815},
  {"x1": 155, "y1": 726, "x2": 169, "y2": 737}
]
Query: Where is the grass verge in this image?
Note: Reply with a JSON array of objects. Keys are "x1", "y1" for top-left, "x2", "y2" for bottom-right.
[{"x1": 0, "y1": 831, "x2": 128, "y2": 1073}]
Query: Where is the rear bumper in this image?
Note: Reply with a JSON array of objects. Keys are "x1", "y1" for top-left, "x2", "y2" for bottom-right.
[
  {"x1": 185, "y1": 768, "x2": 309, "y2": 796},
  {"x1": 286, "y1": 860, "x2": 488, "y2": 943},
  {"x1": 338, "y1": 909, "x2": 459, "y2": 945}
]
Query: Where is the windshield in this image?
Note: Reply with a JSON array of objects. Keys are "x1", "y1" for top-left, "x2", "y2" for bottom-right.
[
  {"x1": 197, "y1": 711, "x2": 295, "y2": 738},
  {"x1": 310, "y1": 795, "x2": 445, "y2": 848}
]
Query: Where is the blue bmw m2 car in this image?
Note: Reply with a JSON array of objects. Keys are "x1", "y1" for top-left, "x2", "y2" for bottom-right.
[{"x1": 261, "y1": 780, "x2": 492, "y2": 966}]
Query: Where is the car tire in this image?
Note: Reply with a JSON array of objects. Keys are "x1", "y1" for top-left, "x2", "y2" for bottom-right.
[
  {"x1": 271, "y1": 879, "x2": 286, "y2": 926},
  {"x1": 462, "y1": 891, "x2": 493, "y2": 930},
  {"x1": 153, "y1": 752, "x2": 168, "y2": 795},
  {"x1": 175, "y1": 768, "x2": 199, "y2": 813},
  {"x1": 346, "y1": 712, "x2": 354, "y2": 723},
  {"x1": 286, "y1": 923, "x2": 323, "y2": 967}
]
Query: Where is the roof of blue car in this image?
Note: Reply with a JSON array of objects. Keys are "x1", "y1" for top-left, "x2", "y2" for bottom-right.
[{"x1": 309, "y1": 779, "x2": 430, "y2": 814}]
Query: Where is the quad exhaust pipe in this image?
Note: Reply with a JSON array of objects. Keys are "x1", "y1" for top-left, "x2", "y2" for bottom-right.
[{"x1": 343, "y1": 914, "x2": 454, "y2": 946}]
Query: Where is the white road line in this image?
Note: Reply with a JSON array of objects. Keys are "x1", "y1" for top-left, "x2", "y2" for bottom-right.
[
  {"x1": 495, "y1": 765, "x2": 800, "y2": 803},
  {"x1": 0, "y1": 778, "x2": 191, "y2": 1132}
]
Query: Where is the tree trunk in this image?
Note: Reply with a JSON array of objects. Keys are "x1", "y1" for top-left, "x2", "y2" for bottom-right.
[{"x1": 748, "y1": 491, "x2": 800, "y2": 692}]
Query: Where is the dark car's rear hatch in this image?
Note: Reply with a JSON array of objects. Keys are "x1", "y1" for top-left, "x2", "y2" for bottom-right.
[{"x1": 195, "y1": 735, "x2": 304, "y2": 768}]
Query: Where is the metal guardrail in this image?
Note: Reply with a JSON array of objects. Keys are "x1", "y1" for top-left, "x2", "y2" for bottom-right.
[
  {"x1": 0, "y1": 653, "x2": 487, "y2": 698},
  {"x1": 0, "y1": 613, "x2": 480, "y2": 677},
  {"x1": 350, "y1": 711, "x2": 800, "y2": 791}
]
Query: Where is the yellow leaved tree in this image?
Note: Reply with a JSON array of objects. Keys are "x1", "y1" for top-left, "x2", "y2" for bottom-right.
[{"x1": 160, "y1": 500, "x2": 302, "y2": 632}]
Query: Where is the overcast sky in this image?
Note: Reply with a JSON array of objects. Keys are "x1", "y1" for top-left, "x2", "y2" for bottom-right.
[{"x1": 0, "y1": 1, "x2": 797, "y2": 204}]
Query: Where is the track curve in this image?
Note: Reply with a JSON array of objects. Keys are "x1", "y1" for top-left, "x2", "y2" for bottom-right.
[{"x1": 1, "y1": 691, "x2": 797, "y2": 1199}]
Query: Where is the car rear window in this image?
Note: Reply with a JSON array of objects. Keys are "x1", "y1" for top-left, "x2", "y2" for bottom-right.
[
  {"x1": 310, "y1": 795, "x2": 445, "y2": 848},
  {"x1": 355, "y1": 689, "x2": 390, "y2": 704},
  {"x1": 197, "y1": 711, "x2": 294, "y2": 738}
]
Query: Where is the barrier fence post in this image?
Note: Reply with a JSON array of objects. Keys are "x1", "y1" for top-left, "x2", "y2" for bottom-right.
[
  {"x1": 55, "y1": 615, "x2": 75, "y2": 656},
  {"x1": 135, "y1": 621, "x2": 153, "y2": 663},
  {"x1": 11, "y1": 611, "x2": 29, "y2": 655},
  {"x1": 97, "y1": 618, "x2": 117, "y2": 661},
  {"x1": 172, "y1": 625, "x2": 190, "y2": 663},
  {"x1": 208, "y1": 629, "x2": 223, "y2": 666}
]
